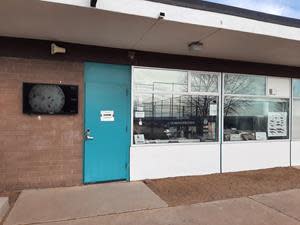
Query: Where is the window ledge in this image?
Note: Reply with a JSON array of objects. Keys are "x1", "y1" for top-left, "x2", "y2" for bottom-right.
[{"x1": 131, "y1": 142, "x2": 220, "y2": 148}]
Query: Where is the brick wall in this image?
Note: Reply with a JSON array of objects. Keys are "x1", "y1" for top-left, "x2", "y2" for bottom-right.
[{"x1": 0, "y1": 57, "x2": 84, "y2": 191}]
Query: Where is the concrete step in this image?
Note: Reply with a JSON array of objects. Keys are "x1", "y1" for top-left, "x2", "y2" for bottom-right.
[{"x1": 0, "y1": 197, "x2": 9, "y2": 222}]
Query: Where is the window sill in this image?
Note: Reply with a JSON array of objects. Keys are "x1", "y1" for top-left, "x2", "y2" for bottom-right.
[
  {"x1": 223, "y1": 139, "x2": 290, "y2": 144},
  {"x1": 131, "y1": 141, "x2": 220, "y2": 148}
]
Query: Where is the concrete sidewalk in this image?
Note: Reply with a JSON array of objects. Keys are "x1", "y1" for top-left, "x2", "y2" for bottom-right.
[
  {"x1": 4, "y1": 183, "x2": 300, "y2": 225},
  {"x1": 38, "y1": 197, "x2": 300, "y2": 225},
  {"x1": 4, "y1": 182, "x2": 167, "y2": 225}
]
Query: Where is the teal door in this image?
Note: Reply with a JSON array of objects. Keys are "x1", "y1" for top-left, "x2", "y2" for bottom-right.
[{"x1": 84, "y1": 63, "x2": 131, "y2": 183}]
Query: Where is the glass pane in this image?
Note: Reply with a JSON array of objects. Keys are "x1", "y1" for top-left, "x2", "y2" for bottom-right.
[
  {"x1": 133, "y1": 94, "x2": 219, "y2": 144},
  {"x1": 224, "y1": 97, "x2": 289, "y2": 141},
  {"x1": 134, "y1": 68, "x2": 188, "y2": 92},
  {"x1": 293, "y1": 79, "x2": 300, "y2": 97},
  {"x1": 224, "y1": 73, "x2": 266, "y2": 95},
  {"x1": 292, "y1": 99, "x2": 300, "y2": 140},
  {"x1": 191, "y1": 71, "x2": 219, "y2": 93}
]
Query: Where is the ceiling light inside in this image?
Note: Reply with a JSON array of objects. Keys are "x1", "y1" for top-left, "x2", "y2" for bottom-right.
[{"x1": 188, "y1": 41, "x2": 203, "y2": 51}]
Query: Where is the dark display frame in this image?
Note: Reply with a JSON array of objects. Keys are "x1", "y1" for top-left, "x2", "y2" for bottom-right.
[{"x1": 23, "y1": 82, "x2": 78, "y2": 115}]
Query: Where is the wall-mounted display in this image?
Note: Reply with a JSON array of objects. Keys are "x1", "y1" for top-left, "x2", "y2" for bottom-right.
[{"x1": 23, "y1": 83, "x2": 78, "y2": 115}]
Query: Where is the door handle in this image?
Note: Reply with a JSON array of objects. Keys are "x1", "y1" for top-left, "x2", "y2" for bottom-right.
[
  {"x1": 84, "y1": 129, "x2": 94, "y2": 140},
  {"x1": 86, "y1": 135, "x2": 94, "y2": 140}
]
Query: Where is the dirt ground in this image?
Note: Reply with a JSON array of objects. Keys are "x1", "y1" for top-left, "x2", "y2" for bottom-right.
[
  {"x1": 144, "y1": 167, "x2": 300, "y2": 206},
  {"x1": 0, "y1": 191, "x2": 20, "y2": 225}
]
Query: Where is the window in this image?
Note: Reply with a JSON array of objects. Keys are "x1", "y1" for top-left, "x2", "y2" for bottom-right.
[
  {"x1": 134, "y1": 68, "x2": 188, "y2": 92},
  {"x1": 224, "y1": 73, "x2": 289, "y2": 142},
  {"x1": 292, "y1": 79, "x2": 300, "y2": 140},
  {"x1": 224, "y1": 97, "x2": 289, "y2": 141},
  {"x1": 191, "y1": 71, "x2": 218, "y2": 93},
  {"x1": 224, "y1": 73, "x2": 266, "y2": 95},
  {"x1": 133, "y1": 68, "x2": 220, "y2": 144},
  {"x1": 293, "y1": 79, "x2": 300, "y2": 97}
]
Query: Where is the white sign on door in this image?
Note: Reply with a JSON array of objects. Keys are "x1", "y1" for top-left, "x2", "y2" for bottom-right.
[{"x1": 100, "y1": 110, "x2": 114, "y2": 122}]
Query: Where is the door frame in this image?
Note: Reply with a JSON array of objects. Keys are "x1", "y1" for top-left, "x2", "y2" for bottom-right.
[{"x1": 83, "y1": 62, "x2": 131, "y2": 183}]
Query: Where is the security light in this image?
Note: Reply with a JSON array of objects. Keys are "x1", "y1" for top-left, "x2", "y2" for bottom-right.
[{"x1": 128, "y1": 51, "x2": 136, "y2": 60}]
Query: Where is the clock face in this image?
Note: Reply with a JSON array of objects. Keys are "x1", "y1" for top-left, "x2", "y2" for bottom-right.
[{"x1": 28, "y1": 85, "x2": 65, "y2": 114}]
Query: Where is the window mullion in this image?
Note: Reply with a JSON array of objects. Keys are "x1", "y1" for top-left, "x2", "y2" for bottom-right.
[{"x1": 188, "y1": 71, "x2": 191, "y2": 93}]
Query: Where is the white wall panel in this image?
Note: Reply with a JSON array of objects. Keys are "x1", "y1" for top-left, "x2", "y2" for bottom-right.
[
  {"x1": 222, "y1": 141, "x2": 290, "y2": 172},
  {"x1": 291, "y1": 141, "x2": 300, "y2": 166},
  {"x1": 130, "y1": 144, "x2": 220, "y2": 180},
  {"x1": 43, "y1": 0, "x2": 90, "y2": 7},
  {"x1": 267, "y1": 77, "x2": 290, "y2": 98}
]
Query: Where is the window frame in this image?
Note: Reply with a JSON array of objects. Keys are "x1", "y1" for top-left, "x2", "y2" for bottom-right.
[
  {"x1": 131, "y1": 66, "x2": 222, "y2": 146},
  {"x1": 222, "y1": 73, "x2": 291, "y2": 143}
]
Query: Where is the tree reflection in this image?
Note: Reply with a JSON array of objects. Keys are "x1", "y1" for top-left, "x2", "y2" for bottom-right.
[{"x1": 223, "y1": 74, "x2": 263, "y2": 116}]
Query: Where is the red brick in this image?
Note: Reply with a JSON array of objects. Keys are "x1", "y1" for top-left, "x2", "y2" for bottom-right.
[{"x1": 0, "y1": 57, "x2": 83, "y2": 192}]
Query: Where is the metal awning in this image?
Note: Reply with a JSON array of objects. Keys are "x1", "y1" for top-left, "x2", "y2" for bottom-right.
[{"x1": 1, "y1": 0, "x2": 300, "y2": 67}]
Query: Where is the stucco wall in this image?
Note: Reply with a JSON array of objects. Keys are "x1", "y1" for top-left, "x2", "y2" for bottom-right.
[
  {"x1": 0, "y1": 57, "x2": 83, "y2": 191},
  {"x1": 130, "y1": 144, "x2": 220, "y2": 180}
]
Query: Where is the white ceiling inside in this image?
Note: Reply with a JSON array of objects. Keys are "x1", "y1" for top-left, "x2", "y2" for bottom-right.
[{"x1": 1, "y1": 0, "x2": 300, "y2": 67}]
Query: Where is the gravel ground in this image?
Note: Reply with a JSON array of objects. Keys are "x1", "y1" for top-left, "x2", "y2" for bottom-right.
[{"x1": 144, "y1": 167, "x2": 300, "y2": 206}]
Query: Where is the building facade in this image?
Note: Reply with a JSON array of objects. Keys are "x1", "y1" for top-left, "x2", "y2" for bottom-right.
[{"x1": 1, "y1": 0, "x2": 300, "y2": 190}]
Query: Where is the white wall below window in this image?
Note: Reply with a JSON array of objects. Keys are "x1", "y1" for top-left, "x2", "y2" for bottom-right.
[
  {"x1": 130, "y1": 144, "x2": 220, "y2": 180},
  {"x1": 42, "y1": 0, "x2": 90, "y2": 7},
  {"x1": 291, "y1": 141, "x2": 300, "y2": 166},
  {"x1": 222, "y1": 141, "x2": 290, "y2": 172}
]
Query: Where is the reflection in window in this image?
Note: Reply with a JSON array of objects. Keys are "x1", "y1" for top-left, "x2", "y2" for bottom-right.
[
  {"x1": 292, "y1": 79, "x2": 300, "y2": 139},
  {"x1": 134, "y1": 95, "x2": 219, "y2": 144},
  {"x1": 293, "y1": 79, "x2": 300, "y2": 97},
  {"x1": 224, "y1": 97, "x2": 289, "y2": 141},
  {"x1": 292, "y1": 99, "x2": 300, "y2": 140},
  {"x1": 133, "y1": 68, "x2": 220, "y2": 144},
  {"x1": 134, "y1": 68, "x2": 188, "y2": 92},
  {"x1": 224, "y1": 73, "x2": 266, "y2": 95},
  {"x1": 191, "y1": 71, "x2": 218, "y2": 93}
]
